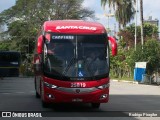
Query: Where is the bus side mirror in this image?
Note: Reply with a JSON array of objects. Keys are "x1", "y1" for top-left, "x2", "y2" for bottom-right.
[
  {"x1": 37, "y1": 35, "x2": 43, "y2": 54},
  {"x1": 108, "y1": 36, "x2": 117, "y2": 56},
  {"x1": 33, "y1": 56, "x2": 42, "y2": 75},
  {"x1": 45, "y1": 33, "x2": 51, "y2": 42},
  {"x1": 33, "y1": 63, "x2": 42, "y2": 75}
]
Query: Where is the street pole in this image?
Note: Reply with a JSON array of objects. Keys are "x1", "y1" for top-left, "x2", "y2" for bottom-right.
[
  {"x1": 28, "y1": 37, "x2": 29, "y2": 55},
  {"x1": 135, "y1": 0, "x2": 138, "y2": 51},
  {"x1": 140, "y1": 0, "x2": 144, "y2": 49},
  {"x1": 108, "y1": 16, "x2": 109, "y2": 29},
  {"x1": 104, "y1": 13, "x2": 114, "y2": 33}
]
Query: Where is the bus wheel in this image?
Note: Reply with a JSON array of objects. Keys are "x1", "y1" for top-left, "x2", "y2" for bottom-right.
[
  {"x1": 36, "y1": 92, "x2": 40, "y2": 98},
  {"x1": 91, "y1": 103, "x2": 100, "y2": 108},
  {"x1": 42, "y1": 101, "x2": 49, "y2": 108}
]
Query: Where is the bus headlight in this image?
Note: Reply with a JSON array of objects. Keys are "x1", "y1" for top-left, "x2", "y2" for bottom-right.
[
  {"x1": 44, "y1": 82, "x2": 58, "y2": 89},
  {"x1": 97, "y1": 83, "x2": 110, "y2": 90}
]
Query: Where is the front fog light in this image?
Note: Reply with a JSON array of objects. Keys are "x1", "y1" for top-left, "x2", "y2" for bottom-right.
[
  {"x1": 47, "y1": 94, "x2": 55, "y2": 99},
  {"x1": 100, "y1": 94, "x2": 107, "y2": 99}
]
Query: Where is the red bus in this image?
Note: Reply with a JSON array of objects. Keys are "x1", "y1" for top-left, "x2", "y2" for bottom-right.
[{"x1": 33, "y1": 20, "x2": 117, "y2": 108}]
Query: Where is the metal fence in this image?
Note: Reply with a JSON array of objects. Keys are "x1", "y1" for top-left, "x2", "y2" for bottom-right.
[
  {"x1": 142, "y1": 74, "x2": 160, "y2": 85},
  {"x1": 142, "y1": 74, "x2": 151, "y2": 84}
]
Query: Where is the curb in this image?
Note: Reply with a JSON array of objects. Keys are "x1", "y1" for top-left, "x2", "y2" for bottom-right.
[{"x1": 111, "y1": 79, "x2": 139, "y2": 84}]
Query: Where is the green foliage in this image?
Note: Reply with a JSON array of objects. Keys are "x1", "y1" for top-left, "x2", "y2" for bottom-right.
[
  {"x1": 110, "y1": 38, "x2": 160, "y2": 79},
  {"x1": 1, "y1": 0, "x2": 95, "y2": 25},
  {"x1": 0, "y1": 0, "x2": 95, "y2": 64},
  {"x1": 0, "y1": 41, "x2": 10, "y2": 51},
  {"x1": 101, "y1": 0, "x2": 135, "y2": 28},
  {"x1": 115, "y1": 0, "x2": 135, "y2": 27},
  {"x1": 118, "y1": 23, "x2": 159, "y2": 47},
  {"x1": 127, "y1": 39, "x2": 160, "y2": 75},
  {"x1": 7, "y1": 20, "x2": 36, "y2": 54},
  {"x1": 110, "y1": 22, "x2": 160, "y2": 79},
  {"x1": 143, "y1": 23, "x2": 159, "y2": 39},
  {"x1": 110, "y1": 40, "x2": 131, "y2": 78}
]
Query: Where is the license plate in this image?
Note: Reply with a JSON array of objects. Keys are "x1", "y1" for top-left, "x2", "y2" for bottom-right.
[{"x1": 72, "y1": 98, "x2": 83, "y2": 102}]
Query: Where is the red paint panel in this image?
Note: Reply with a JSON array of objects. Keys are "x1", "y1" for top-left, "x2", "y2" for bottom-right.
[
  {"x1": 108, "y1": 36, "x2": 117, "y2": 56},
  {"x1": 43, "y1": 20, "x2": 106, "y2": 34}
]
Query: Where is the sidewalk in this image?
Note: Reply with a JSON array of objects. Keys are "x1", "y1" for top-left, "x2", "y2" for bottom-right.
[
  {"x1": 111, "y1": 79, "x2": 160, "y2": 86},
  {"x1": 111, "y1": 79, "x2": 140, "y2": 84}
]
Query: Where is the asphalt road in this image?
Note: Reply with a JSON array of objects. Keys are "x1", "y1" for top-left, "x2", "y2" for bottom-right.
[{"x1": 0, "y1": 77, "x2": 160, "y2": 120}]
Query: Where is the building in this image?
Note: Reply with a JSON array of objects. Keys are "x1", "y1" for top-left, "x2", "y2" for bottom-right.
[
  {"x1": 144, "y1": 16, "x2": 159, "y2": 27},
  {"x1": 144, "y1": 16, "x2": 159, "y2": 39}
]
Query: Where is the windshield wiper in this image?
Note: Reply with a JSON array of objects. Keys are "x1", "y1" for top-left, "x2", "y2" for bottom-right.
[
  {"x1": 45, "y1": 69, "x2": 70, "y2": 80},
  {"x1": 84, "y1": 57, "x2": 97, "y2": 78},
  {"x1": 62, "y1": 57, "x2": 76, "y2": 75}
]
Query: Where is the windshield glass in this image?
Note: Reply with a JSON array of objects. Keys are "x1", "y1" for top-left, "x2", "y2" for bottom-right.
[{"x1": 43, "y1": 34, "x2": 109, "y2": 80}]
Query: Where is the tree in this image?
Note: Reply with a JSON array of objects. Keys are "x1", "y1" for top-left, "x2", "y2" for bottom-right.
[
  {"x1": 127, "y1": 40, "x2": 160, "y2": 75},
  {"x1": 110, "y1": 44, "x2": 129, "y2": 78},
  {"x1": 115, "y1": 1, "x2": 135, "y2": 28},
  {"x1": 101, "y1": 0, "x2": 135, "y2": 28},
  {"x1": 1, "y1": 0, "x2": 95, "y2": 27},
  {"x1": 0, "y1": 0, "x2": 95, "y2": 60},
  {"x1": 0, "y1": 17, "x2": 4, "y2": 40},
  {"x1": 0, "y1": 40, "x2": 11, "y2": 51},
  {"x1": 110, "y1": 23, "x2": 159, "y2": 78},
  {"x1": 110, "y1": 38, "x2": 160, "y2": 79},
  {"x1": 53, "y1": 0, "x2": 95, "y2": 20},
  {"x1": 118, "y1": 23, "x2": 158, "y2": 48}
]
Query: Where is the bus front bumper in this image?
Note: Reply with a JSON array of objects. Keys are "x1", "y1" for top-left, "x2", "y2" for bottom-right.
[{"x1": 43, "y1": 87, "x2": 109, "y2": 103}]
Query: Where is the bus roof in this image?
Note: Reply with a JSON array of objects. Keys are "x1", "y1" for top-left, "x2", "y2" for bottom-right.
[{"x1": 43, "y1": 20, "x2": 107, "y2": 34}]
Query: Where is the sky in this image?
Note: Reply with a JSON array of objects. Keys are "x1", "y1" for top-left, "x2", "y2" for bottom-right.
[{"x1": 1, "y1": 0, "x2": 160, "y2": 32}]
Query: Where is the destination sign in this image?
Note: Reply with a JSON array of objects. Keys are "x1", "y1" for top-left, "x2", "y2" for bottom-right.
[{"x1": 52, "y1": 35, "x2": 74, "y2": 40}]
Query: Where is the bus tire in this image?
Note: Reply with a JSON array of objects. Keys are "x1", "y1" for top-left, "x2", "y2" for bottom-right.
[
  {"x1": 35, "y1": 79, "x2": 40, "y2": 98},
  {"x1": 42, "y1": 101, "x2": 49, "y2": 108},
  {"x1": 91, "y1": 103, "x2": 100, "y2": 108},
  {"x1": 36, "y1": 92, "x2": 40, "y2": 98}
]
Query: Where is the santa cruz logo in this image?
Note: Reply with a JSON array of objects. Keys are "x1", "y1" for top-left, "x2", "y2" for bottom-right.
[{"x1": 56, "y1": 26, "x2": 97, "y2": 30}]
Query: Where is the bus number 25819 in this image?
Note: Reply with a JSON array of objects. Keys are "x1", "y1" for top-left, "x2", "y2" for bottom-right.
[{"x1": 71, "y1": 83, "x2": 86, "y2": 88}]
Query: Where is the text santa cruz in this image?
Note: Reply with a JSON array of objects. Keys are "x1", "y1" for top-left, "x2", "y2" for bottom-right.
[{"x1": 56, "y1": 26, "x2": 97, "y2": 30}]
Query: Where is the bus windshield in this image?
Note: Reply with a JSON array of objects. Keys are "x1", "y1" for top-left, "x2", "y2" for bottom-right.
[{"x1": 43, "y1": 34, "x2": 109, "y2": 80}]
